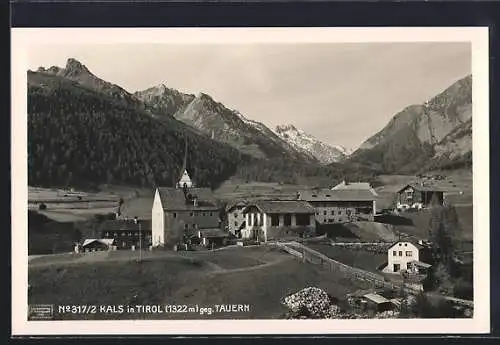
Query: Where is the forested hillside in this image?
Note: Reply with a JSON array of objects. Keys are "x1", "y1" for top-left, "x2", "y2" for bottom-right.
[
  {"x1": 27, "y1": 67, "x2": 380, "y2": 190},
  {"x1": 28, "y1": 72, "x2": 243, "y2": 189}
]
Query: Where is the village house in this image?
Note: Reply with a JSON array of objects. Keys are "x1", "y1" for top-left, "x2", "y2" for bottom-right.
[
  {"x1": 384, "y1": 240, "x2": 432, "y2": 274},
  {"x1": 225, "y1": 201, "x2": 248, "y2": 237},
  {"x1": 396, "y1": 183, "x2": 446, "y2": 210},
  {"x1": 240, "y1": 200, "x2": 316, "y2": 242},
  {"x1": 79, "y1": 238, "x2": 116, "y2": 252},
  {"x1": 151, "y1": 170, "x2": 221, "y2": 248},
  {"x1": 193, "y1": 228, "x2": 230, "y2": 248},
  {"x1": 298, "y1": 188, "x2": 377, "y2": 224},
  {"x1": 99, "y1": 218, "x2": 151, "y2": 250},
  {"x1": 332, "y1": 180, "x2": 379, "y2": 197}
]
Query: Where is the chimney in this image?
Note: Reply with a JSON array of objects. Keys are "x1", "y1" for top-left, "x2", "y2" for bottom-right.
[{"x1": 134, "y1": 216, "x2": 138, "y2": 224}]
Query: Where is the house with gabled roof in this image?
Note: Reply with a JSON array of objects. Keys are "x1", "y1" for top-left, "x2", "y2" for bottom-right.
[
  {"x1": 151, "y1": 186, "x2": 221, "y2": 248},
  {"x1": 81, "y1": 238, "x2": 116, "y2": 252},
  {"x1": 396, "y1": 183, "x2": 447, "y2": 210},
  {"x1": 384, "y1": 239, "x2": 433, "y2": 274},
  {"x1": 240, "y1": 200, "x2": 316, "y2": 242},
  {"x1": 298, "y1": 188, "x2": 377, "y2": 223}
]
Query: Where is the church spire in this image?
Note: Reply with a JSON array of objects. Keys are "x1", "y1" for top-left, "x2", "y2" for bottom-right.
[{"x1": 177, "y1": 134, "x2": 193, "y2": 188}]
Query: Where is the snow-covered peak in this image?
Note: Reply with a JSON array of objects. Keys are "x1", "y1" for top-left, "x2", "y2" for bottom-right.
[{"x1": 274, "y1": 124, "x2": 350, "y2": 164}]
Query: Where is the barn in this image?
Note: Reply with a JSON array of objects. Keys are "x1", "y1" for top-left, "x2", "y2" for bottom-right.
[{"x1": 396, "y1": 183, "x2": 446, "y2": 210}]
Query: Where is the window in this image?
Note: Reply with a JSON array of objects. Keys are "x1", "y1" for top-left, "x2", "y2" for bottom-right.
[
  {"x1": 328, "y1": 219, "x2": 333, "y2": 223},
  {"x1": 284, "y1": 214, "x2": 292, "y2": 226},
  {"x1": 271, "y1": 215, "x2": 279, "y2": 226},
  {"x1": 173, "y1": 212, "x2": 177, "y2": 218},
  {"x1": 234, "y1": 213, "x2": 238, "y2": 218},
  {"x1": 296, "y1": 214, "x2": 311, "y2": 226},
  {"x1": 405, "y1": 251, "x2": 413, "y2": 257},
  {"x1": 404, "y1": 243, "x2": 407, "y2": 246},
  {"x1": 190, "y1": 212, "x2": 194, "y2": 217},
  {"x1": 184, "y1": 224, "x2": 188, "y2": 229},
  {"x1": 128, "y1": 232, "x2": 132, "y2": 236},
  {"x1": 331, "y1": 210, "x2": 335, "y2": 215},
  {"x1": 326, "y1": 194, "x2": 331, "y2": 197},
  {"x1": 399, "y1": 251, "x2": 403, "y2": 256},
  {"x1": 323, "y1": 211, "x2": 327, "y2": 215},
  {"x1": 339, "y1": 211, "x2": 342, "y2": 215},
  {"x1": 312, "y1": 194, "x2": 317, "y2": 198},
  {"x1": 121, "y1": 232, "x2": 126, "y2": 236},
  {"x1": 393, "y1": 251, "x2": 397, "y2": 256},
  {"x1": 399, "y1": 243, "x2": 402, "y2": 246},
  {"x1": 105, "y1": 232, "x2": 109, "y2": 237},
  {"x1": 234, "y1": 221, "x2": 238, "y2": 226}
]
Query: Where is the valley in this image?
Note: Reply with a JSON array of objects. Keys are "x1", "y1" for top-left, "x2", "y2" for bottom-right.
[{"x1": 24, "y1": 57, "x2": 476, "y2": 320}]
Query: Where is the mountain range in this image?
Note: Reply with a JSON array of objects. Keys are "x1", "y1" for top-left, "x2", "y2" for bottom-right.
[
  {"x1": 349, "y1": 74, "x2": 472, "y2": 173},
  {"x1": 274, "y1": 124, "x2": 351, "y2": 164},
  {"x1": 134, "y1": 85, "x2": 322, "y2": 162},
  {"x1": 27, "y1": 58, "x2": 472, "y2": 189}
]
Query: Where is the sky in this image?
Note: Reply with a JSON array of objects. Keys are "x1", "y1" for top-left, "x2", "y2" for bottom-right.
[{"x1": 28, "y1": 42, "x2": 471, "y2": 151}]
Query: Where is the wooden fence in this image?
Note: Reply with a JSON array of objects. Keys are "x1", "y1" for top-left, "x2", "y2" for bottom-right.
[{"x1": 273, "y1": 241, "x2": 474, "y2": 308}]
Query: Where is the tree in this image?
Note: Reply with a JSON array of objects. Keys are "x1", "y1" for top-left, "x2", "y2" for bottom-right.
[{"x1": 428, "y1": 205, "x2": 459, "y2": 265}]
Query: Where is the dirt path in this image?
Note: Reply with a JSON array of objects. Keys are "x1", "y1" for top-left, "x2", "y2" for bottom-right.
[{"x1": 28, "y1": 245, "x2": 289, "y2": 273}]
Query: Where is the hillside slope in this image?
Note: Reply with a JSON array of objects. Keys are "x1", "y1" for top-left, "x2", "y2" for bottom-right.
[
  {"x1": 349, "y1": 75, "x2": 472, "y2": 173},
  {"x1": 28, "y1": 68, "x2": 243, "y2": 189},
  {"x1": 135, "y1": 82, "x2": 317, "y2": 162}
]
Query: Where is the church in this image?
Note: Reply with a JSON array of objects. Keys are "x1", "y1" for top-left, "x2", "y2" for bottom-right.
[{"x1": 151, "y1": 137, "x2": 222, "y2": 248}]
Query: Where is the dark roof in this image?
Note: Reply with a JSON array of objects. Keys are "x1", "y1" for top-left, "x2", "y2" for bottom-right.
[
  {"x1": 156, "y1": 187, "x2": 219, "y2": 211},
  {"x1": 99, "y1": 219, "x2": 151, "y2": 231},
  {"x1": 243, "y1": 200, "x2": 315, "y2": 214},
  {"x1": 397, "y1": 184, "x2": 448, "y2": 193},
  {"x1": 299, "y1": 188, "x2": 376, "y2": 202},
  {"x1": 388, "y1": 240, "x2": 425, "y2": 251}
]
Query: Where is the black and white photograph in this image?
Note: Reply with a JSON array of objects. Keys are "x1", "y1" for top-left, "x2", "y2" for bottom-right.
[{"x1": 11, "y1": 27, "x2": 489, "y2": 335}]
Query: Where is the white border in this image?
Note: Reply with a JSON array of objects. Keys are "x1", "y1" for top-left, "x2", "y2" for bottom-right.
[{"x1": 11, "y1": 27, "x2": 490, "y2": 335}]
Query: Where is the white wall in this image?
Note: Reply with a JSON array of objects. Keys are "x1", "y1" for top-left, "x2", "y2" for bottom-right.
[
  {"x1": 387, "y1": 242, "x2": 420, "y2": 273},
  {"x1": 151, "y1": 189, "x2": 165, "y2": 247}
]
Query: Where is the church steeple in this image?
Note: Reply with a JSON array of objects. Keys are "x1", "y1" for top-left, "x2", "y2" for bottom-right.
[{"x1": 176, "y1": 135, "x2": 194, "y2": 188}]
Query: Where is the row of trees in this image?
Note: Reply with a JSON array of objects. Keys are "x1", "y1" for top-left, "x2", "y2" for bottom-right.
[{"x1": 422, "y1": 204, "x2": 473, "y2": 300}]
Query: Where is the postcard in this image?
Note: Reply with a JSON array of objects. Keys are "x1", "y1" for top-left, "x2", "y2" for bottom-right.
[{"x1": 11, "y1": 27, "x2": 490, "y2": 335}]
